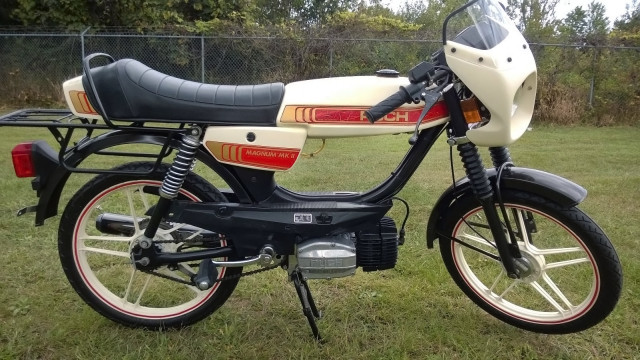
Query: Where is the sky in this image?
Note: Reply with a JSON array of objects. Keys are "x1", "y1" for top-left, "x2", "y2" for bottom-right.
[
  {"x1": 555, "y1": 0, "x2": 631, "y2": 23},
  {"x1": 385, "y1": 1, "x2": 633, "y2": 24}
]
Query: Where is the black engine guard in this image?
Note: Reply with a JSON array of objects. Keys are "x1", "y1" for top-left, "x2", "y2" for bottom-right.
[{"x1": 425, "y1": 166, "x2": 587, "y2": 248}]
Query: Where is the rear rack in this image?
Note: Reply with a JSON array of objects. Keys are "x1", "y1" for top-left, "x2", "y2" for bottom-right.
[{"x1": 0, "y1": 109, "x2": 186, "y2": 175}]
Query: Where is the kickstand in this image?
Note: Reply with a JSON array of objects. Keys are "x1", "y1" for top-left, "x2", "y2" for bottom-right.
[{"x1": 292, "y1": 270, "x2": 323, "y2": 341}]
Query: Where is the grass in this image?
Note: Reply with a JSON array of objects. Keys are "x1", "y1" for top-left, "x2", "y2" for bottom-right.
[{"x1": 0, "y1": 124, "x2": 639, "y2": 359}]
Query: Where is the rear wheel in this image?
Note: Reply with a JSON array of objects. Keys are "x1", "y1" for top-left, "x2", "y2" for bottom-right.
[
  {"x1": 58, "y1": 162, "x2": 242, "y2": 329},
  {"x1": 438, "y1": 190, "x2": 622, "y2": 333}
]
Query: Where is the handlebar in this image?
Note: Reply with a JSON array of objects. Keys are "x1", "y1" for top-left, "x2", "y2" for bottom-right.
[
  {"x1": 364, "y1": 88, "x2": 413, "y2": 123},
  {"x1": 365, "y1": 69, "x2": 450, "y2": 123}
]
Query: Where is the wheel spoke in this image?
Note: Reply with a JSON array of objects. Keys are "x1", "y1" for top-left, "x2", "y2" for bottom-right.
[
  {"x1": 125, "y1": 188, "x2": 140, "y2": 233},
  {"x1": 530, "y1": 246, "x2": 584, "y2": 256},
  {"x1": 459, "y1": 232, "x2": 496, "y2": 249},
  {"x1": 530, "y1": 281, "x2": 566, "y2": 313},
  {"x1": 79, "y1": 235, "x2": 133, "y2": 242},
  {"x1": 488, "y1": 269, "x2": 505, "y2": 293},
  {"x1": 545, "y1": 257, "x2": 591, "y2": 269},
  {"x1": 138, "y1": 186, "x2": 151, "y2": 211},
  {"x1": 514, "y1": 210, "x2": 534, "y2": 250},
  {"x1": 541, "y1": 273, "x2": 574, "y2": 311},
  {"x1": 497, "y1": 280, "x2": 518, "y2": 300},
  {"x1": 134, "y1": 273, "x2": 152, "y2": 306},
  {"x1": 79, "y1": 246, "x2": 130, "y2": 258},
  {"x1": 123, "y1": 268, "x2": 137, "y2": 304}
]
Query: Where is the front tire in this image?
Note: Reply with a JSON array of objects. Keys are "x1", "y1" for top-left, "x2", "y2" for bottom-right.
[
  {"x1": 438, "y1": 190, "x2": 622, "y2": 333},
  {"x1": 58, "y1": 162, "x2": 242, "y2": 329}
]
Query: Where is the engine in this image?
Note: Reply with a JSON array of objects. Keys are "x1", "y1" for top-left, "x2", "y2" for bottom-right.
[
  {"x1": 296, "y1": 217, "x2": 399, "y2": 279},
  {"x1": 356, "y1": 217, "x2": 399, "y2": 272}
]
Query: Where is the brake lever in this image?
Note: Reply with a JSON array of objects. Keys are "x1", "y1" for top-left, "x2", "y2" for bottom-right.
[
  {"x1": 409, "y1": 83, "x2": 453, "y2": 145},
  {"x1": 408, "y1": 88, "x2": 445, "y2": 145}
]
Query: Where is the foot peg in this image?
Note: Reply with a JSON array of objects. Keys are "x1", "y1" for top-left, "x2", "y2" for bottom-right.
[{"x1": 193, "y1": 259, "x2": 218, "y2": 290}]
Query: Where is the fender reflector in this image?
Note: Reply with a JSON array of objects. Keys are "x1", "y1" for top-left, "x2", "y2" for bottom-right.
[{"x1": 11, "y1": 142, "x2": 35, "y2": 178}]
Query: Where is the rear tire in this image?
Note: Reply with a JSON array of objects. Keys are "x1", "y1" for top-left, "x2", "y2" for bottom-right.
[
  {"x1": 438, "y1": 190, "x2": 622, "y2": 333},
  {"x1": 58, "y1": 162, "x2": 242, "y2": 329}
]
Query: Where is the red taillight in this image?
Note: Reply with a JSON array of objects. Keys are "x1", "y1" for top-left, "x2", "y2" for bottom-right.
[{"x1": 11, "y1": 142, "x2": 36, "y2": 178}]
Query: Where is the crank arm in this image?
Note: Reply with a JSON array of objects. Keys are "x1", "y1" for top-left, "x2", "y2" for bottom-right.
[
  {"x1": 210, "y1": 246, "x2": 277, "y2": 268},
  {"x1": 133, "y1": 245, "x2": 277, "y2": 269}
]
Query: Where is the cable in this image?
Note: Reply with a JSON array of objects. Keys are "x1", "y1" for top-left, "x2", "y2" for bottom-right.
[{"x1": 391, "y1": 196, "x2": 410, "y2": 245}]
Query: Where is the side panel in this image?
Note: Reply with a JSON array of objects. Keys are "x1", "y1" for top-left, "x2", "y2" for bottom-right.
[
  {"x1": 203, "y1": 126, "x2": 307, "y2": 171},
  {"x1": 63, "y1": 76, "x2": 103, "y2": 119},
  {"x1": 276, "y1": 76, "x2": 450, "y2": 138}
]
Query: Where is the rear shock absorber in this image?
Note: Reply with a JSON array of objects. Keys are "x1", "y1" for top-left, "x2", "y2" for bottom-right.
[
  {"x1": 160, "y1": 127, "x2": 202, "y2": 199},
  {"x1": 140, "y1": 126, "x2": 203, "y2": 246}
]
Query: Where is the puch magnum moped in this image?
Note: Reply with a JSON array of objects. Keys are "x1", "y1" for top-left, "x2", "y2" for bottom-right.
[{"x1": 1, "y1": 0, "x2": 621, "y2": 340}]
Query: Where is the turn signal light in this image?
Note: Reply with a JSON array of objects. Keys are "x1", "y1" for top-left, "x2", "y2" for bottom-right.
[
  {"x1": 461, "y1": 97, "x2": 482, "y2": 124},
  {"x1": 11, "y1": 142, "x2": 35, "y2": 178}
]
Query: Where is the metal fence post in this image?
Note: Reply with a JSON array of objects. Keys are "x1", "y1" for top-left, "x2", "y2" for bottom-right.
[
  {"x1": 329, "y1": 39, "x2": 334, "y2": 77},
  {"x1": 201, "y1": 36, "x2": 205, "y2": 82},
  {"x1": 80, "y1": 27, "x2": 91, "y2": 60},
  {"x1": 589, "y1": 46, "x2": 597, "y2": 108}
]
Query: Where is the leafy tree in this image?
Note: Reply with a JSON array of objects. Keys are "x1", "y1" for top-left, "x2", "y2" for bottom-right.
[
  {"x1": 10, "y1": 0, "x2": 255, "y2": 28},
  {"x1": 506, "y1": 0, "x2": 559, "y2": 41},
  {"x1": 252, "y1": 0, "x2": 356, "y2": 26},
  {"x1": 560, "y1": 2, "x2": 609, "y2": 44}
]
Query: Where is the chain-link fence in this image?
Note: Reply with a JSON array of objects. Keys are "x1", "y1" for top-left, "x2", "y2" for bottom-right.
[{"x1": 1, "y1": 29, "x2": 639, "y2": 124}]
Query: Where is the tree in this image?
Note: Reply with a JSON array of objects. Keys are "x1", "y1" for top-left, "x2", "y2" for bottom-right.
[
  {"x1": 9, "y1": 0, "x2": 255, "y2": 28},
  {"x1": 560, "y1": 2, "x2": 609, "y2": 44},
  {"x1": 251, "y1": 0, "x2": 356, "y2": 26},
  {"x1": 506, "y1": 0, "x2": 559, "y2": 41}
]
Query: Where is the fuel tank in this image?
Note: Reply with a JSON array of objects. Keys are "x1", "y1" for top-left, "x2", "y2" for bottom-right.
[{"x1": 276, "y1": 76, "x2": 449, "y2": 138}]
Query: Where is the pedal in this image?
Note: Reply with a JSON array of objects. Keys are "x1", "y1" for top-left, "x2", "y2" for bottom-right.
[{"x1": 193, "y1": 259, "x2": 218, "y2": 290}]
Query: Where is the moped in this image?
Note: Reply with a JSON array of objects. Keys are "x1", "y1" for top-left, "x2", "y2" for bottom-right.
[{"x1": 1, "y1": 0, "x2": 621, "y2": 340}]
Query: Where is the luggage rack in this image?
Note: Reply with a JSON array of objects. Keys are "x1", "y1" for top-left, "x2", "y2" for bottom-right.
[{"x1": 0, "y1": 108, "x2": 187, "y2": 175}]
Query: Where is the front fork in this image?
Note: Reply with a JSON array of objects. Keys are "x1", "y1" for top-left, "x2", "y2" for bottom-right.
[{"x1": 442, "y1": 87, "x2": 523, "y2": 279}]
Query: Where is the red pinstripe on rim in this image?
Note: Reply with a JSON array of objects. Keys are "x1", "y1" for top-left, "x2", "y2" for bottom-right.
[
  {"x1": 72, "y1": 180, "x2": 227, "y2": 319},
  {"x1": 451, "y1": 204, "x2": 600, "y2": 325}
]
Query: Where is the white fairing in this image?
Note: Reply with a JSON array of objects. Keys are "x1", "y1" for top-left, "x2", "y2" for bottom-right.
[{"x1": 445, "y1": 13, "x2": 537, "y2": 146}]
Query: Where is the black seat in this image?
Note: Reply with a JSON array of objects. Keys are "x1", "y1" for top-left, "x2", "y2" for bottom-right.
[{"x1": 82, "y1": 58, "x2": 284, "y2": 125}]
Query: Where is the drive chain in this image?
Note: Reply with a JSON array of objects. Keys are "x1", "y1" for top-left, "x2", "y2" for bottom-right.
[{"x1": 142, "y1": 262, "x2": 281, "y2": 286}]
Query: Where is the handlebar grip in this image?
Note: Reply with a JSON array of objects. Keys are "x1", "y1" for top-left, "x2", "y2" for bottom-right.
[{"x1": 364, "y1": 89, "x2": 411, "y2": 123}]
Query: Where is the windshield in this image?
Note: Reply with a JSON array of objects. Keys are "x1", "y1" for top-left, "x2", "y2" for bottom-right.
[{"x1": 443, "y1": 0, "x2": 517, "y2": 50}]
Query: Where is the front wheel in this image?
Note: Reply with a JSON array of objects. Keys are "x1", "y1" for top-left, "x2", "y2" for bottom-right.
[
  {"x1": 438, "y1": 190, "x2": 622, "y2": 333},
  {"x1": 58, "y1": 162, "x2": 242, "y2": 329}
]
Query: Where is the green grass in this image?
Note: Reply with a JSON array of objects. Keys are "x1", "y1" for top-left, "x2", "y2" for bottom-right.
[{"x1": 0, "y1": 125, "x2": 639, "y2": 359}]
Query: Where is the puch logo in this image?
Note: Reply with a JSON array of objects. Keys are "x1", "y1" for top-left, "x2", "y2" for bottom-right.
[
  {"x1": 294, "y1": 213, "x2": 313, "y2": 224},
  {"x1": 360, "y1": 110, "x2": 410, "y2": 123}
]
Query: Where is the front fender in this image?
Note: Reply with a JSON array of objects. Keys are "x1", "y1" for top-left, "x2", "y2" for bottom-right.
[
  {"x1": 425, "y1": 167, "x2": 587, "y2": 248},
  {"x1": 31, "y1": 130, "x2": 249, "y2": 225}
]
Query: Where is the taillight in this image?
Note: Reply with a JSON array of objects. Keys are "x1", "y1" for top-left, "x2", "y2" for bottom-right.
[{"x1": 11, "y1": 142, "x2": 36, "y2": 178}]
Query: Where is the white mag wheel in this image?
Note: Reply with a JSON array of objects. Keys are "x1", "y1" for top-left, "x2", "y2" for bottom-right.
[
  {"x1": 58, "y1": 162, "x2": 241, "y2": 329},
  {"x1": 439, "y1": 190, "x2": 621, "y2": 333}
]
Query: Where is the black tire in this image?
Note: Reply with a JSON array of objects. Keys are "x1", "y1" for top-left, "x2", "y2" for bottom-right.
[
  {"x1": 58, "y1": 161, "x2": 242, "y2": 329},
  {"x1": 438, "y1": 190, "x2": 622, "y2": 334}
]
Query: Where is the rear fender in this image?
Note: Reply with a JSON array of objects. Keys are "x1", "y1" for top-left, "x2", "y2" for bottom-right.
[
  {"x1": 29, "y1": 130, "x2": 249, "y2": 226},
  {"x1": 426, "y1": 167, "x2": 587, "y2": 248}
]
